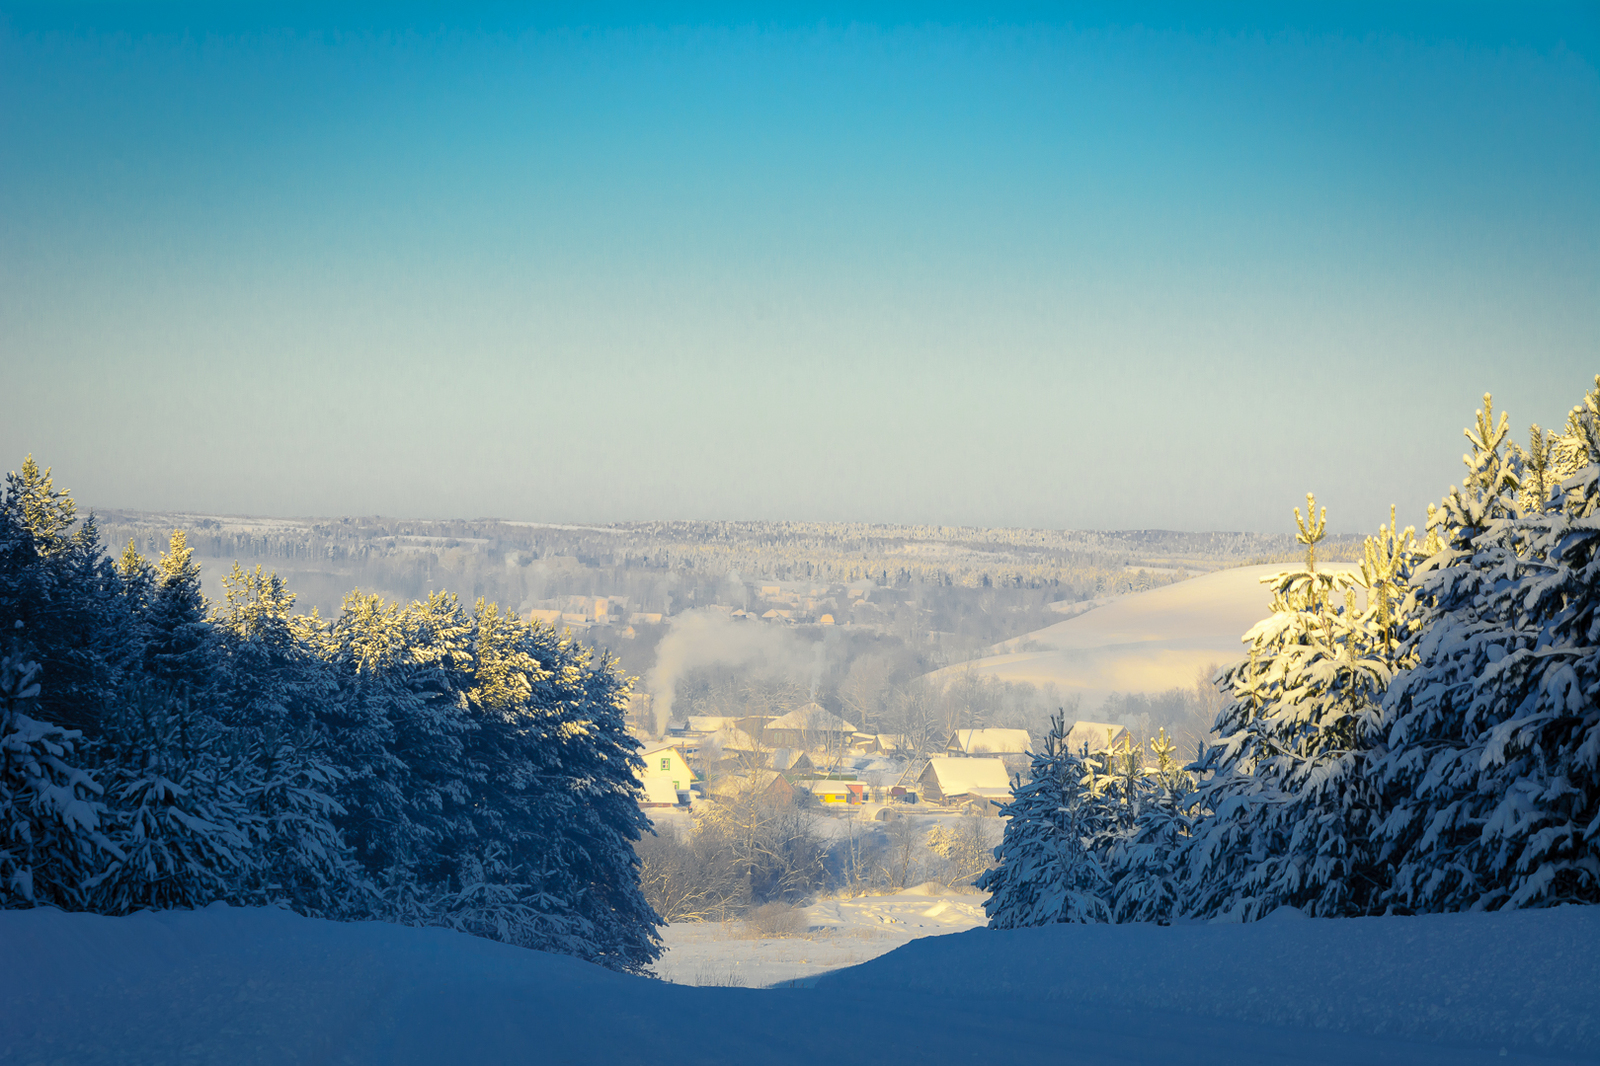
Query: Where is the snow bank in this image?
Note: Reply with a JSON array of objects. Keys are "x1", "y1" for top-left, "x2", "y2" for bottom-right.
[
  {"x1": 2, "y1": 904, "x2": 1594, "y2": 1065},
  {"x1": 820, "y1": 906, "x2": 1600, "y2": 1056}
]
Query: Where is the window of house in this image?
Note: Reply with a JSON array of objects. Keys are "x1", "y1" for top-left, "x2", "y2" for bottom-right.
[{"x1": 660, "y1": 757, "x2": 672, "y2": 771}]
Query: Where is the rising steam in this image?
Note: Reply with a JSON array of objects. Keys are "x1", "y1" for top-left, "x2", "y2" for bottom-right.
[{"x1": 644, "y1": 610, "x2": 815, "y2": 736}]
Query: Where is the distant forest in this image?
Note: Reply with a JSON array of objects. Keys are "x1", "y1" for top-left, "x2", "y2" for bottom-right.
[{"x1": 84, "y1": 513, "x2": 1362, "y2": 746}]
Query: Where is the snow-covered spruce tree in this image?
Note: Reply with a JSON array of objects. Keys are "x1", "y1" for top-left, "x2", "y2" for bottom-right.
[
  {"x1": 980, "y1": 711, "x2": 1113, "y2": 926},
  {"x1": 453, "y1": 601, "x2": 661, "y2": 972},
  {"x1": 88, "y1": 535, "x2": 262, "y2": 913},
  {"x1": 1109, "y1": 728, "x2": 1201, "y2": 923},
  {"x1": 213, "y1": 564, "x2": 365, "y2": 919},
  {"x1": 318, "y1": 591, "x2": 462, "y2": 912},
  {"x1": 86, "y1": 681, "x2": 259, "y2": 913},
  {"x1": 1, "y1": 654, "x2": 121, "y2": 907},
  {"x1": 1377, "y1": 383, "x2": 1600, "y2": 910},
  {"x1": 0, "y1": 457, "x2": 129, "y2": 738},
  {"x1": 1177, "y1": 496, "x2": 1423, "y2": 920},
  {"x1": 315, "y1": 592, "x2": 661, "y2": 973}
]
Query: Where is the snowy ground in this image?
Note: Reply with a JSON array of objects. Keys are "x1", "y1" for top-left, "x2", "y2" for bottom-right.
[
  {"x1": 653, "y1": 884, "x2": 989, "y2": 987},
  {"x1": 929, "y1": 563, "x2": 1361, "y2": 702},
  {"x1": 3, "y1": 903, "x2": 1596, "y2": 1065}
]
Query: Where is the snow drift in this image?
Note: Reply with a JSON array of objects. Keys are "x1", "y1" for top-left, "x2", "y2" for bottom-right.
[{"x1": 2, "y1": 903, "x2": 1595, "y2": 1065}]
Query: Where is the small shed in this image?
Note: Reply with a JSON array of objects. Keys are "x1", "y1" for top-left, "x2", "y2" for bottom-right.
[{"x1": 798, "y1": 779, "x2": 866, "y2": 807}]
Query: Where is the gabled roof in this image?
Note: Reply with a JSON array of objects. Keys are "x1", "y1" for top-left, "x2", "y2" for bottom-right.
[
  {"x1": 922, "y1": 755, "x2": 1011, "y2": 795},
  {"x1": 709, "y1": 727, "x2": 764, "y2": 752},
  {"x1": 639, "y1": 741, "x2": 689, "y2": 759},
  {"x1": 1063, "y1": 721, "x2": 1130, "y2": 756},
  {"x1": 686, "y1": 715, "x2": 740, "y2": 733},
  {"x1": 949, "y1": 728, "x2": 1032, "y2": 755},
  {"x1": 767, "y1": 703, "x2": 857, "y2": 733},
  {"x1": 769, "y1": 748, "x2": 815, "y2": 772}
]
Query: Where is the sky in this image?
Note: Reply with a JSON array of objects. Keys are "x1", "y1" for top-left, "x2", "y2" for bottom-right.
[{"x1": 1, "y1": 3, "x2": 1595, "y2": 533}]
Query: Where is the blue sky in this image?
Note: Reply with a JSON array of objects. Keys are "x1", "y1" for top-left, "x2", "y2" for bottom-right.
[{"x1": 1, "y1": 3, "x2": 1595, "y2": 532}]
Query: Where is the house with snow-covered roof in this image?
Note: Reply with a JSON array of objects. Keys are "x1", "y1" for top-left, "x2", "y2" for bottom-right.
[
  {"x1": 945, "y1": 728, "x2": 1032, "y2": 757},
  {"x1": 918, "y1": 755, "x2": 1012, "y2": 807},
  {"x1": 1063, "y1": 721, "x2": 1130, "y2": 757},
  {"x1": 762, "y1": 703, "x2": 857, "y2": 750}
]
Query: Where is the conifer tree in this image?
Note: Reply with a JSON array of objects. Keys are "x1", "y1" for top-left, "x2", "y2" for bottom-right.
[
  {"x1": 214, "y1": 564, "x2": 361, "y2": 918},
  {"x1": 981, "y1": 711, "x2": 1113, "y2": 926},
  {"x1": 1110, "y1": 728, "x2": 1201, "y2": 923},
  {"x1": 87, "y1": 682, "x2": 258, "y2": 913},
  {"x1": 1377, "y1": 382, "x2": 1600, "y2": 910},
  {"x1": 0, "y1": 655, "x2": 120, "y2": 907},
  {"x1": 1177, "y1": 496, "x2": 1421, "y2": 920}
]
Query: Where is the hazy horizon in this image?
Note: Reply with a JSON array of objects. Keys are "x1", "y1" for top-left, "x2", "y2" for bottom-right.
[{"x1": 3, "y1": 3, "x2": 1595, "y2": 535}]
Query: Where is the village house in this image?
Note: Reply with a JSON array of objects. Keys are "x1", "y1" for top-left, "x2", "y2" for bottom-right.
[
  {"x1": 797, "y1": 779, "x2": 865, "y2": 808},
  {"x1": 636, "y1": 742, "x2": 695, "y2": 807},
  {"x1": 918, "y1": 755, "x2": 1012, "y2": 810},
  {"x1": 946, "y1": 727, "x2": 1034, "y2": 777},
  {"x1": 705, "y1": 769, "x2": 795, "y2": 806},
  {"x1": 762, "y1": 703, "x2": 857, "y2": 750},
  {"x1": 944, "y1": 728, "x2": 1032, "y2": 757},
  {"x1": 1063, "y1": 720, "x2": 1131, "y2": 757},
  {"x1": 769, "y1": 748, "x2": 816, "y2": 774}
]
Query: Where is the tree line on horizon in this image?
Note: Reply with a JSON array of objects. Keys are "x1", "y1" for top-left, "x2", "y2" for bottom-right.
[
  {"x1": 984, "y1": 378, "x2": 1600, "y2": 925},
  {"x1": 0, "y1": 463, "x2": 660, "y2": 973}
]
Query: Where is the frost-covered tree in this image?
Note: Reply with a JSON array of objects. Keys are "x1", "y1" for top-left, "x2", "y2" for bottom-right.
[
  {"x1": 319, "y1": 591, "x2": 460, "y2": 901},
  {"x1": 214, "y1": 564, "x2": 362, "y2": 918},
  {"x1": 316, "y1": 592, "x2": 662, "y2": 972},
  {"x1": 0, "y1": 458, "x2": 128, "y2": 737},
  {"x1": 1177, "y1": 496, "x2": 1422, "y2": 920},
  {"x1": 0, "y1": 455, "x2": 673, "y2": 969},
  {"x1": 981, "y1": 711, "x2": 1113, "y2": 926},
  {"x1": 87, "y1": 682, "x2": 259, "y2": 913},
  {"x1": 1377, "y1": 383, "x2": 1600, "y2": 910},
  {"x1": 1110, "y1": 728, "x2": 1201, "y2": 923},
  {"x1": 1, "y1": 655, "x2": 120, "y2": 907}
]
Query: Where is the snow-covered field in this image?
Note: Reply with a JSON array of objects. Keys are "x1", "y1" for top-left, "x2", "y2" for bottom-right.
[
  {"x1": 930, "y1": 563, "x2": 1359, "y2": 700},
  {"x1": 3, "y1": 903, "x2": 1595, "y2": 1065},
  {"x1": 654, "y1": 884, "x2": 989, "y2": 987}
]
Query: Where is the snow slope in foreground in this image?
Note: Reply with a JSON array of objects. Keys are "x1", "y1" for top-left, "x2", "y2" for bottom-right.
[{"x1": 1, "y1": 904, "x2": 1595, "y2": 1066}]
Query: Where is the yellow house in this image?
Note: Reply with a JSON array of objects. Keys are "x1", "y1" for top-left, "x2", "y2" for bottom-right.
[{"x1": 637, "y1": 742, "x2": 695, "y2": 807}]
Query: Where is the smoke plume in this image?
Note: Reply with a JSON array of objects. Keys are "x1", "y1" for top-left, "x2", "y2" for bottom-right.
[{"x1": 645, "y1": 610, "x2": 813, "y2": 736}]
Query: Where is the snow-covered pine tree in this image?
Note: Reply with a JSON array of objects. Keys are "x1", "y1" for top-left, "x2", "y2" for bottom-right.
[
  {"x1": 0, "y1": 654, "x2": 120, "y2": 907},
  {"x1": 0, "y1": 457, "x2": 128, "y2": 738},
  {"x1": 1377, "y1": 382, "x2": 1600, "y2": 910},
  {"x1": 980, "y1": 710, "x2": 1113, "y2": 927},
  {"x1": 318, "y1": 591, "x2": 461, "y2": 907},
  {"x1": 214, "y1": 564, "x2": 364, "y2": 918},
  {"x1": 89, "y1": 535, "x2": 261, "y2": 913},
  {"x1": 1110, "y1": 728, "x2": 1201, "y2": 923},
  {"x1": 87, "y1": 680, "x2": 259, "y2": 913},
  {"x1": 315, "y1": 591, "x2": 661, "y2": 972},
  {"x1": 1177, "y1": 495, "x2": 1421, "y2": 920},
  {"x1": 445, "y1": 601, "x2": 661, "y2": 972},
  {"x1": 140, "y1": 531, "x2": 221, "y2": 707}
]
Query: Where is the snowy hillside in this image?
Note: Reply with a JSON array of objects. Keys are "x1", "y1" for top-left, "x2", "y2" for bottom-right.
[
  {"x1": 3, "y1": 903, "x2": 1594, "y2": 1065},
  {"x1": 929, "y1": 562, "x2": 1358, "y2": 700}
]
